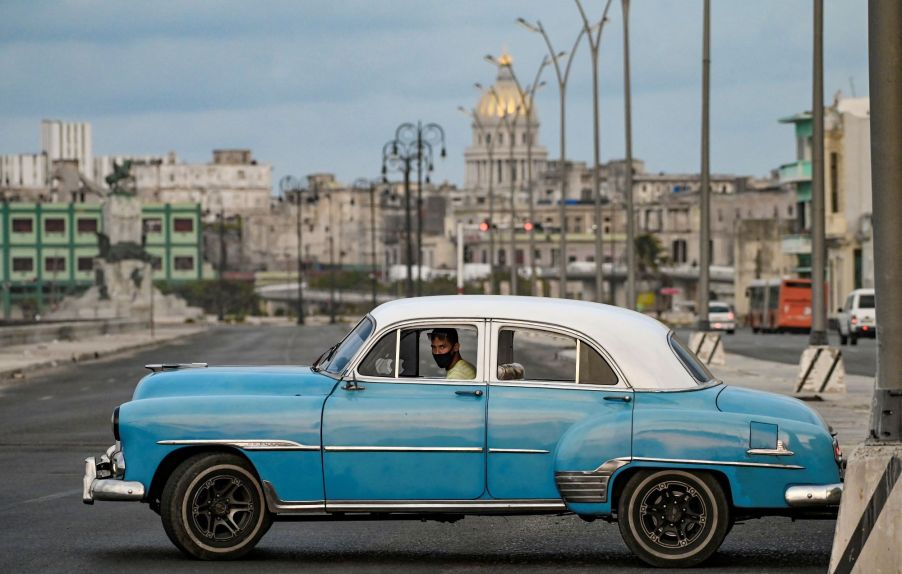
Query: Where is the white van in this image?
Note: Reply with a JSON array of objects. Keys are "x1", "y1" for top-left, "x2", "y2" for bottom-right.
[{"x1": 836, "y1": 288, "x2": 876, "y2": 345}]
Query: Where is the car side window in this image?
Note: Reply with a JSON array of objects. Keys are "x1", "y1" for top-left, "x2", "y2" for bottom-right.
[
  {"x1": 497, "y1": 327, "x2": 576, "y2": 382},
  {"x1": 496, "y1": 327, "x2": 618, "y2": 386},
  {"x1": 357, "y1": 325, "x2": 478, "y2": 381}
]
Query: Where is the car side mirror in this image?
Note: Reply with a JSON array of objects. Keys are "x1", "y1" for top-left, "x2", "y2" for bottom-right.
[{"x1": 341, "y1": 371, "x2": 366, "y2": 392}]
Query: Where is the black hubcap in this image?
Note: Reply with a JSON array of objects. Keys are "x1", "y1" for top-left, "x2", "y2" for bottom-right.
[
  {"x1": 190, "y1": 474, "x2": 256, "y2": 542},
  {"x1": 638, "y1": 480, "x2": 708, "y2": 549}
]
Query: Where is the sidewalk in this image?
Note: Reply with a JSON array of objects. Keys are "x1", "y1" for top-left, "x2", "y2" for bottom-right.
[
  {"x1": 712, "y1": 353, "x2": 873, "y2": 451},
  {"x1": 0, "y1": 323, "x2": 207, "y2": 381}
]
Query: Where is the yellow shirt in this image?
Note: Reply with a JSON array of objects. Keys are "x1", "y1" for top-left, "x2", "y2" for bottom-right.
[{"x1": 447, "y1": 358, "x2": 476, "y2": 380}]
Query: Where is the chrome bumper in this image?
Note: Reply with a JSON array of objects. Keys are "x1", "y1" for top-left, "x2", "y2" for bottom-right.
[
  {"x1": 784, "y1": 483, "x2": 843, "y2": 507},
  {"x1": 82, "y1": 449, "x2": 145, "y2": 505}
]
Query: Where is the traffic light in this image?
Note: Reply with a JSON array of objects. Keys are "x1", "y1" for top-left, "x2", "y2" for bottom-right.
[{"x1": 479, "y1": 219, "x2": 490, "y2": 232}]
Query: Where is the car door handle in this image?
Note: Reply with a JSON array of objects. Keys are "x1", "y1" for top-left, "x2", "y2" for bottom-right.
[
  {"x1": 604, "y1": 395, "x2": 632, "y2": 403},
  {"x1": 455, "y1": 390, "x2": 483, "y2": 397}
]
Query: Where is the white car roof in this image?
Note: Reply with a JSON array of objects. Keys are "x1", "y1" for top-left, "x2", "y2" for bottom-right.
[{"x1": 369, "y1": 295, "x2": 698, "y2": 390}]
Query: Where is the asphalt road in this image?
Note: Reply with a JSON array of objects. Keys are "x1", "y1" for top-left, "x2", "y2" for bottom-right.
[
  {"x1": 676, "y1": 327, "x2": 877, "y2": 378},
  {"x1": 0, "y1": 324, "x2": 838, "y2": 573}
]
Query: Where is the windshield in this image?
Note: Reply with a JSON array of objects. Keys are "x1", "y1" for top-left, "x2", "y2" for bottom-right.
[
  {"x1": 322, "y1": 316, "x2": 375, "y2": 375},
  {"x1": 669, "y1": 332, "x2": 715, "y2": 384}
]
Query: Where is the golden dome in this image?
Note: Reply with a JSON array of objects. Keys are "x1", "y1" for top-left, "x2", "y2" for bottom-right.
[{"x1": 475, "y1": 53, "x2": 536, "y2": 121}]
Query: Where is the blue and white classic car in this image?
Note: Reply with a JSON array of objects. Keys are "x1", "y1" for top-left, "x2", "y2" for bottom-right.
[{"x1": 83, "y1": 296, "x2": 843, "y2": 567}]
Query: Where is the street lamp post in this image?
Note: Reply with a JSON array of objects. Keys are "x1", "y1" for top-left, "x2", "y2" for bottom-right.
[
  {"x1": 353, "y1": 178, "x2": 384, "y2": 309},
  {"x1": 518, "y1": 17, "x2": 587, "y2": 299},
  {"x1": 484, "y1": 54, "x2": 549, "y2": 296},
  {"x1": 698, "y1": 0, "x2": 712, "y2": 331},
  {"x1": 576, "y1": 0, "x2": 614, "y2": 305},
  {"x1": 622, "y1": 0, "x2": 637, "y2": 310},
  {"x1": 279, "y1": 175, "x2": 306, "y2": 324},
  {"x1": 458, "y1": 105, "x2": 501, "y2": 294},
  {"x1": 383, "y1": 124, "x2": 444, "y2": 298}
]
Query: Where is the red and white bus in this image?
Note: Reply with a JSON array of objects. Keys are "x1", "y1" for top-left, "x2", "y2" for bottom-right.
[{"x1": 746, "y1": 278, "x2": 813, "y2": 333}]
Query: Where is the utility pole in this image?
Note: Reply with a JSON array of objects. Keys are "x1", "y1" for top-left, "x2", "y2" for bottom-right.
[
  {"x1": 829, "y1": 3, "x2": 902, "y2": 571},
  {"x1": 697, "y1": 0, "x2": 711, "y2": 331},
  {"x1": 623, "y1": 0, "x2": 637, "y2": 310},
  {"x1": 809, "y1": 0, "x2": 828, "y2": 345},
  {"x1": 217, "y1": 205, "x2": 226, "y2": 322}
]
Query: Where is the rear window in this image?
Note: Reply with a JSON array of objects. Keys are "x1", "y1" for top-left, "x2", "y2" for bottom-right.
[
  {"x1": 669, "y1": 333, "x2": 714, "y2": 384},
  {"x1": 709, "y1": 304, "x2": 730, "y2": 313},
  {"x1": 857, "y1": 294, "x2": 875, "y2": 309}
]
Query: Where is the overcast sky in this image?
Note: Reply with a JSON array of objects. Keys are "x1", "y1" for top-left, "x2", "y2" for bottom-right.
[{"x1": 0, "y1": 1, "x2": 869, "y2": 191}]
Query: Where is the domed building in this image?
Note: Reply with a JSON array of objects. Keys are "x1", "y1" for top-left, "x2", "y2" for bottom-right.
[{"x1": 463, "y1": 53, "x2": 548, "y2": 203}]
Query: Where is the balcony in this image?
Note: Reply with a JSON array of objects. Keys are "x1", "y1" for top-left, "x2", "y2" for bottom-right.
[
  {"x1": 779, "y1": 160, "x2": 811, "y2": 184},
  {"x1": 781, "y1": 233, "x2": 811, "y2": 255}
]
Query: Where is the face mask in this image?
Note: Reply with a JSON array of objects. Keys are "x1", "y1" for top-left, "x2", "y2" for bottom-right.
[{"x1": 432, "y1": 350, "x2": 455, "y2": 369}]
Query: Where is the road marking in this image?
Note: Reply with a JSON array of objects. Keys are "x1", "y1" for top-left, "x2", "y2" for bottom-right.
[{"x1": 0, "y1": 489, "x2": 82, "y2": 512}]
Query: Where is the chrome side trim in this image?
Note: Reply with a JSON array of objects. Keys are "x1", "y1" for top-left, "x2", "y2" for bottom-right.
[
  {"x1": 157, "y1": 439, "x2": 320, "y2": 451},
  {"x1": 785, "y1": 483, "x2": 843, "y2": 507},
  {"x1": 491, "y1": 381, "x2": 626, "y2": 392},
  {"x1": 262, "y1": 481, "x2": 326, "y2": 514},
  {"x1": 488, "y1": 448, "x2": 550, "y2": 454},
  {"x1": 747, "y1": 440, "x2": 795, "y2": 456},
  {"x1": 631, "y1": 456, "x2": 804, "y2": 470},
  {"x1": 555, "y1": 458, "x2": 630, "y2": 503},
  {"x1": 325, "y1": 499, "x2": 567, "y2": 513},
  {"x1": 324, "y1": 446, "x2": 484, "y2": 453}
]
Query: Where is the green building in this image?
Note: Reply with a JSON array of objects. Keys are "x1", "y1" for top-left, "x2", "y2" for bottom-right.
[
  {"x1": 778, "y1": 112, "x2": 813, "y2": 276},
  {"x1": 0, "y1": 201, "x2": 203, "y2": 318}
]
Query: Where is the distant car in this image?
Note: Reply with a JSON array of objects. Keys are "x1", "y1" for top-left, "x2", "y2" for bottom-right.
[
  {"x1": 836, "y1": 288, "x2": 876, "y2": 345},
  {"x1": 707, "y1": 301, "x2": 736, "y2": 334},
  {"x1": 83, "y1": 296, "x2": 843, "y2": 568}
]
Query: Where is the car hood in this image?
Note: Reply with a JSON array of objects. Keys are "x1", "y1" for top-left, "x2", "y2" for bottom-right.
[
  {"x1": 132, "y1": 366, "x2": 339, "y2": 400},
  {"x1": 716, "y1": 385, "x2": 825, "y2": 428}
]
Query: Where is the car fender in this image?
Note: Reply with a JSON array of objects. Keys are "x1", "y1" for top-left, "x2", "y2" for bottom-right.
[{"x1": 118, "y1": 394, "x2": 327, "y2": 503}]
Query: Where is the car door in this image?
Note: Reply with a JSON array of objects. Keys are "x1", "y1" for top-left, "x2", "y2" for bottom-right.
[
  {"x1": 486, "y1": 320, "x2": 634, "y2": 502},
  {"x1": 321, "y1": 320, "x2": 487, "y2": 503}
]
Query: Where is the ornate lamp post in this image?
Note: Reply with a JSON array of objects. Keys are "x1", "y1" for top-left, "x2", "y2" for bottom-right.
[
  {"x1": 576, "y1": 0, "x2": 614, "y2": 304},
  {"x1": 484, "y1": 53, "x2": 549, "y2": 293},
  {"x1": 383, "y1": 136, "x2": 429, "y2": 298},
  {"x1": 383, "y1": 122, "x2": 445, "y2": 297},
  {"x1": 518, "y1": 17, "x2": 587, "y2": 298}
]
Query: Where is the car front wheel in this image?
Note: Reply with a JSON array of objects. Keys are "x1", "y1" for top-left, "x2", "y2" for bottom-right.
[
  {"x1": 161, "y1": 452, "x2": 272, "y2": 560},
  {"x1": 617, "y1": 469, "x2": 729, "y2": 568}
]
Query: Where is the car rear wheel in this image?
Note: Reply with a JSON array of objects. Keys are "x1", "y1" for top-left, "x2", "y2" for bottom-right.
[
  {"x1": 617, "y1": 469, "x2": 729, "y2": 568},
  {"x1": 161, "y1": 452, "x2": 272, "y2": 560}
]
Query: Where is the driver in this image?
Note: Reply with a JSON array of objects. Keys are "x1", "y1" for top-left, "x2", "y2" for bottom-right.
[{"x1": 429, "y1": 328, "x2": 476, "y2": 380}]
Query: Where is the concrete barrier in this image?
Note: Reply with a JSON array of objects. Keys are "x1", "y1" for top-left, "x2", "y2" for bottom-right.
[
  {"x1": 796, "y1": 345, "x2": 846, "y2": 395},
  {"x1": 829, "y1": 446, "x2": 902, "y2": 573},
  {"x1": 689, "y1": 331, "x2": 726, "y2": 365}
]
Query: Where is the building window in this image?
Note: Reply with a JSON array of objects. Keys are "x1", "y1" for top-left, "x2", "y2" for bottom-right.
[
  {"x1": 174, "y1": 256, "x2": 194, "y2": 270},
  {"x1": 143, "y1": 218, "x2": 163, "y2": 233},
  {"x1": 12, "y1": 257, "x2": 33, "y2": 272},
  {"x1": 12, "y1": 218, "x2": 33, "y2": 233},
  {"x1": 77, "y1": 218, "x2": 98, "y2": 233},
  {"x1": 150, "y1": 256, "x2": 163, "y2": 271},
  {"x1": 45, "y1": 257, "x2": 66, "y2": 273},
  {"x1": 173, "y1": 218, "x2": 194, "y2": 233},
  {"x1": 44, "y1": 218, "x2": 65, "y2": 234},
  {"x1": 77, "y1": 257, "x2": 94, "y2": 272},
  {"x1": 672, "y1": 239, "x2": 688, "y2": 264},
  {"x1": 830, "y1": 152, "x2": 839, "y2": 214}
]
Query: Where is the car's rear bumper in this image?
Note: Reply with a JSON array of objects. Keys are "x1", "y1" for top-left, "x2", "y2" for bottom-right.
[
  {"x1": 784, "y1": 483, "x2": 843, "y2": 507},
  {"x1": 83, "y1": 451, "x2": 145, "y2": 504}
]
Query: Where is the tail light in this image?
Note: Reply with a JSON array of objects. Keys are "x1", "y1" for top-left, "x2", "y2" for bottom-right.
[
  {"x1": 727, "y1": 312, "x2": 735, "y2": 320},
  {"x1": 851, "y1": 315, "x2": 858, "y2": 325}
]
